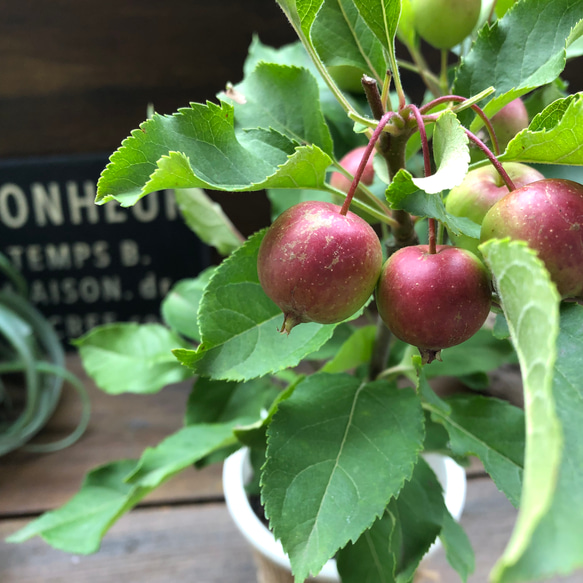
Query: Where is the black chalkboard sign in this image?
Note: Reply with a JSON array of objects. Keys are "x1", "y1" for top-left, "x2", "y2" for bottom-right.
[{"x1": 0, "y1": 153, "x2": 210, "y2": 344}]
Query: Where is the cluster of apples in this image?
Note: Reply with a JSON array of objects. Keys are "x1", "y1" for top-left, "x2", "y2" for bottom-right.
[{"x1": 257, "y1": 131, "x2": 583, "y2": 363}]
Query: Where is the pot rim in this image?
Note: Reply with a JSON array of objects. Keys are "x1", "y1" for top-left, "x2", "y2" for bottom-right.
[{"x1": 223, "y1": 447, "x2": 466, "y2": 580}]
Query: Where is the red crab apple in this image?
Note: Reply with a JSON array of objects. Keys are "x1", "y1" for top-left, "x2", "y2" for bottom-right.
[
  {"x1": 481, "y1": 178, "x2": 583, "y2": 298},
  {"x1": 491, "y1": 98, "x2": 529, "y2": 151},
  {"x1": 446, "y1": 163, "x2": 545, "y2": 253},
  {"x1": 410, "y1": 0, "x2": 481, "y2": 49},
  {"x1": 257, "y1": 201, "x2": 383, "y2": 333},
  {"x1": 376, "y1": 245, "x2": 492, "y2": 363}
]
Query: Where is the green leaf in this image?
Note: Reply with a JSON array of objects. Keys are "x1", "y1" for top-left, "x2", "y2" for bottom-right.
[
  {"x1": 453, "y1": 0, "x2": 583, "y2": 102},
  {"x1": 479, "y1": 239, "x2": 562, "y2": 581},
  {"x1": 243, "y1": 36, "x2": 313, "y2": 77},
  {"x1": 336, "y1": 509, "x2": 400, "y2": 583},
  {"x1": 234, "y1": 377, "x2": 302, "y2": 448},
  {"x1": 414, "y1": 110, "x2": 471, "y2": 195},
  {"x1": 440, "y1": 510, "x2": 475, "y2": 583},
  {"x1": 305, "y1": 322, "x2": 355, "y2": 361},
  {"x1": 184, "y1": 376, "x2": 276, "y2": 467},
  {"x1": 221, "y1": 62, "x2": 334, "y2": 155},
  {"x1": 425, "y1": 329, "x2": 517, "y2": 380},
  {"x1": 393, "y1": 458, "x2": 445, "y2": 582},
  {"x1": 175, "y1": 188, "x2": 242, "y2": 256},
  {"x1": 567, "y1": 31, "x2": 583, "y2": 58},
  {"x1": 124, "y1": 423, "x2": 237, "y2": 487},
  {"x1": 422, "y1": 388, "x2": 525, "y2": 508},
  {"x1": 6, "y1": 460, "x2": 144, "y2": 553},
  {"x1": 352, "y1": 0, "x2": 401, "y2": 57},
  {"x1": 7, "y1": 420, "x2": 238, "y2": 552},
  {"x1": 494, "y1": 0, "x2": 515, "y2": 18},
  {"x1": 73, "y1": 323, "x2": 192, "y2": 394},
  {"x1": 321, "y1": 324, "x2": 376, "y2": 373},
  {"x1": 266, "y1": 187, "x2": 333, "y2": 221},
  {"x1": 389, "y1": 111, "x2": 469, "y2": 197},
  {"x1": 241, "y1": 36, "x2": 362, "y2": 157},
  {"x1": 501, "y1": 93, "x2": 583, "y2": 165},
  {"x1": 338, "y1": 456, "x2": 475, "y2": 583},
  {"x1": 172, "y1": 231, "x2": 337, "y2": 381},
  {"x1": 184, "y1": 376, "x2": 280, "y2": 426},
  {"x1": 388, "y1": 179, "x2": 481, "y2": 240},
  {"x1": 386, "y1": 111, "x2": 472, "y2": 236},
  {"x1": 262, "y1": 373, "x2": 424, "y2": 581},
  {"x1": 492, "y1": 304, "x2": 583, "y2": 582},
  {"x1": 277, "y1": 0, "x2": 325, "y2": 39},
  {"x1": 161, "y1": 268, "x2": 215, "y2": 342},
  {"x1": 312, "y1": 0, "x2": 388, "y2": 85},
  {"x1": 96, "y1": 101, "x2": 332, "y2": 207}
]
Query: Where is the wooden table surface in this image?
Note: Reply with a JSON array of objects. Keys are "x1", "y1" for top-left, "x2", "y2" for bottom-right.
[{"x1": 0, "y1": 356, "x2": 580, "y2": 583}]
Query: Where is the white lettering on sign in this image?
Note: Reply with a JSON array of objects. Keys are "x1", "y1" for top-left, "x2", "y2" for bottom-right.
[
  {"x1": 0, "y1": 183, "x2": 28, "y2": 228},
  {"x1": 31, "y1": 182, "x2": 64, "y2": 226},
  {"x1": 48, "y1": 311, "x2": 160, "y2": 341},
  {"x1": 104, "y1": 199, "x2": 128, "y2": 223},
  {"x1": 4, "y1": 241, "x2": 112, "y2": 272},
  {"x1": 67, "y1": 180, "x2": 100, "y2": 225},
  {"x1": 0, "y1": 181, "x2": 178, "y2": 228},
  {"x1": 48, "y1": 311, "x2": 118, "y2": 340},
  {"x1": 138, "y1": 271, "x2": 173, "y2": 300},
  {"x1": 30, "y1": 275, "x2": 123, "y2": 305},
  {"x1": 133, "y1": 194, "x2": 159, "y2": 222}
]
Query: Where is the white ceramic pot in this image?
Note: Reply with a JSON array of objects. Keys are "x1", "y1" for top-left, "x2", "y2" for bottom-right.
[{"x1": 223, "y1": 448, "x2": 467, "y2": 582}]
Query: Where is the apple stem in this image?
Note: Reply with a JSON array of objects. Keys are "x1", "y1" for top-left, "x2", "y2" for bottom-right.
[
  {"x1": 465, "y1": 129, "x2": 516, "y2": 191},
  {"x1": 420, "y1": 95, "x2": 501, "y2": 155},
  {"x1": 408, "y1": 105, "x2": 431, "y2": 177},
  {"x1": 439, "y1": 49, "x2": 449, "y2": 94},
  {"x1": 361, "y1": 75, "x2": 386, "y2": 120},
  {"x1": 340, "y1": 111, "x2": 396, "y2": 216},
  {"x1": 381, "y1": 69, "x2": 393, "y2": 112},
  {"x1": 407, "y1": 104, "x2": 438, "y2": 254},
  {"x1": 369, "y1": 315, "x2": 394, "y2": 380}
]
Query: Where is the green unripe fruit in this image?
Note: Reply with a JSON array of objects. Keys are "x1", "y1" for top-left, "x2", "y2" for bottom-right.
[{"x1": 411, "y1": 0, "x2": 481, "y2": 49}]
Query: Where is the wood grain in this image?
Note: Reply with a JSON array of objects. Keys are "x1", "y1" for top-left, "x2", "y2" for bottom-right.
[
  {"x1": 421, "y1": 476, "x2": 583, "y2": 583},
  {"x1": 0, "y1": 355, "x2": 224, "y2": 517},
  {"x1": 1, "y1": 2, "x2": 580, "y2": 160},
  {"x1": 0, "y1": 502, "x2": 257, "y2": 583},
  {"x1": 0, "y1": 0, "x2": 298, "y2": 158},
  {"x1": 2, "y1": 477, "x2": 581, "y2": 582}
]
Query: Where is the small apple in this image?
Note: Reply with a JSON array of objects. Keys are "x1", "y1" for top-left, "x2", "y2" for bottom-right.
[
  {"x1": 328, "y1": 65, "x2": 367, "y2": 94},
  {"x1": 410, "y1": 0, "x2": 481, "y2": 49},
  {"x1": 481, "y1": 178, "x2": 583, "y2": 298},
  {"x1": 257, "y1": 201, "x2": 383, "y2": 333},
  {"x1": 446, "y1": 163, "x2": 545, "y2": 253},
  {"x1": 491, "y1": 98, "x2": 529, "y2": 151},
  {"x1": 376, "y1": 245, "x2": 492, "y2": 363}
]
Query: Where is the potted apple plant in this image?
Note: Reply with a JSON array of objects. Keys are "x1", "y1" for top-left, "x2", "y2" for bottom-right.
[{"x1": 7, "y1": 0, "x2": 583, "y2": 582}]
